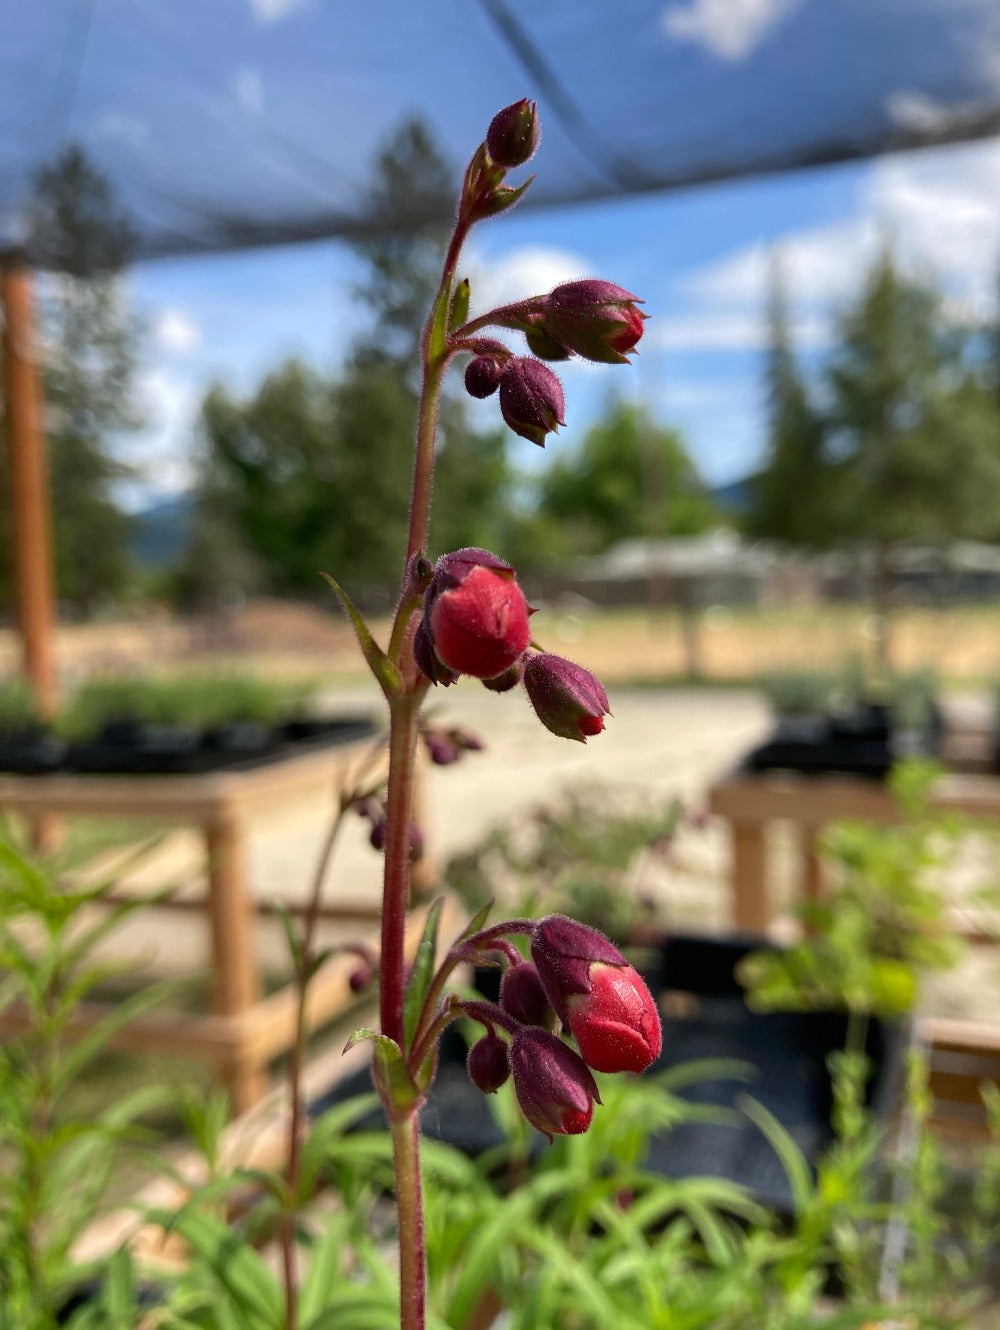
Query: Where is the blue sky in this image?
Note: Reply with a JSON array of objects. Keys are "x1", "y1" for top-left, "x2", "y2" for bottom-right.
[{"x1": 126, "y1": 129, "x2": 1000, "y2": 509}]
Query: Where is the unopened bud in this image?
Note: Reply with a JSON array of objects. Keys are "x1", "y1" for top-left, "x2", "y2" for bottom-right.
[
  {"x1": 543, "y1": 280, "x2": 647, "y2": 364},
  {"x1": 419, "y1": 548, "x2": 531, "y2": 683},
  {"x1": 509, "y1": 1028, "x2": 601, "y2": 1140},
  {"x1": 523, "y1": 652, "x2": 611, "y2": 742},
  {"x1": 465, "y1": 356, "x2": 503, "y2": 399},
  {"x1": 486, "y1": 99, "x2": 540, "y2": 169},
  {"x1": 498, "y1": 357, "x2": 565, "y2": 447},
  {"x1": 467, "y1": 1031, "x2": 511, "y2": 1094},
  {"x1": 501, "y1": 961, "x2": 554, "y2": 1028},
  {"x1": 531, "y1": 915, "x2": 662, "y2": 1074}
]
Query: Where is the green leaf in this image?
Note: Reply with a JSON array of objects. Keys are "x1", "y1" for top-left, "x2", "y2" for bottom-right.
[
  {"x1": 738, "y1": 1093, "x2": 814, "y2": 1216},
  {"x1": 477, "y1": 176, "x2": 534, "y2": 219},
  {"x1": 344, "y1": 1030, "x2": 420, "y2": 1112},
  {"x1": 147, "y1": 1208, "x2": 283, "y2": 1330},
  {"x1": 448, "y1": 278, "x2": 471, "y2": 333},
  {"x1": 455, "y1": 899, "x2": 493, "y2": 945},
  {"x1": 404, "y1": 898, "x2": 444, "y2": 1048},
  {"x1": 320, "y1": 573, "x2": 403, "y2": 700}
]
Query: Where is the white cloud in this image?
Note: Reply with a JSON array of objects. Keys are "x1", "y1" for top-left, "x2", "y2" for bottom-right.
[
  {"x1": 674, "y1": 137, "x2": 1000, "y2": 336},
  {"x1": 233, "y1": 67, "x2": 264, "y2": 116},
  {"x1": 662, "y1": 0, "x2": 800, "y2": 62},
  {"x1": 651, "y1": 310, "x2": 831, "y2": 352},
  {"x1": 91, "y1": 110, "x2": 149, "y2": 147},
  {"x1": 118, "y1": 368, "x2": 200, "y2": 507},
  {"x1": 153, "y1": 308, "x2": 202, "y2": 356},
  {"x1": 466, "y1": 244, "x2": 591, "y2": 319},
  {"x1": 248, "y1": 0, "x2": 307, "y2": 22}
]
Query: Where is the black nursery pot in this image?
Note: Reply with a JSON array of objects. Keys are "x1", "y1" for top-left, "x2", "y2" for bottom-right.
[
  {"x1": 746, "y1": 700, "x2": 939, "y2": 780},
  {"x1": 639, "y1": 933, "x2": 908, "y2": 1215},
  {"x1": 0, "y1": 724, "x2": 67, "y2": 775}
]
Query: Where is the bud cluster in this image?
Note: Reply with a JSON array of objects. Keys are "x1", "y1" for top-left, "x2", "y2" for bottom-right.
[
  {"x1": 463, "y1": 915, "x2": 662, "y2": 1139},
  {"x1": 413, "y1": 547, "x2": 611, "y2": 743}
]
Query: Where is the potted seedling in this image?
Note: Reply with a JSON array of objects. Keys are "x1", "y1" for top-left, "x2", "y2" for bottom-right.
[{"x1": 0, "y1": 678, "x2": 67, "y2": 774}]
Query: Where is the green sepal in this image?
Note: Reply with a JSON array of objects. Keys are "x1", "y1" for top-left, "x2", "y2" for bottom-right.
[
  {"x1": 456, "y1": 899, "x2": 493, "y2": 944},
  {"x1": 448, "y1": 279, "x2": 471, "y2": 333},
  {"x1": 345, "y1": 1029, "x2": 421, "y2": 1112},
  {"x1": 477, "y1": 175, "x2": 534, "y2": 219},
  {"x1": 404, "y1": 897, "x2": 444, "y2": 1048},
  {"x1": 321, "y1": 572, "x2": 403, "y2": 700}
]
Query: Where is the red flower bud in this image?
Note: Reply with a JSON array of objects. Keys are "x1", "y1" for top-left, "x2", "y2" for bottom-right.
[
  {"x1": 467, "y1": 1031, "x2": 511, "y2": 1094},
  {"x1": 509, "y1": 1027, "x2": 601, "y2": 1140},
  {"x1": 543, "y1": 280, "x2": 647, "y2": 364},
  {"x1": 501, "y1": 961, "x2": 555, "y2": 1028},
  {"x1": 523, "y1": 652, "x2": 610, "y2": 742},
  {"x1": 419, "y1": 548, "x2": 531, "y2": 682},
  {"x1": 422, "y1": 729, "x2": 462, "y2": 766},
  {"x1": 465, "y1": 356, "x2": 503, "y2": 399},
  {"x1": 531, "y1": 915, "x2": 662, "y2": 1074},
  {"x1": 486, "y1": 98, "x2": 540, "y2": 168},
  {"x1": 498, "y1": 357, "x2": 565, "y2": 447}
]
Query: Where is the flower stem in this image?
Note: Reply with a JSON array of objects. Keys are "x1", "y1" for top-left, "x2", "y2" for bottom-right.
[
  {"x1": 379, "y1": 692, "x2": 421, "y2": 1046},
  {"x1": 390, "y1": 1108, "x2": 427, "y2": 1330}
]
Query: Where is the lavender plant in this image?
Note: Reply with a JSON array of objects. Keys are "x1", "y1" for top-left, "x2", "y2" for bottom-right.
[{"x1": 324, "y1": 99, "x2": 659, "y2": 1330}]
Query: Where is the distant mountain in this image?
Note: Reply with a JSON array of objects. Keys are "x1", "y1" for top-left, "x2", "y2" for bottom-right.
[
  {"x1": 130, "y1": 493, "x2": 194, "y2": 567},
  {"x1": 710, "y1": 474, "x2": 755, "y2": 516}
]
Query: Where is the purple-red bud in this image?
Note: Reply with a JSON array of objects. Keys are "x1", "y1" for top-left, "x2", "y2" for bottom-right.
[
  {"x1": 348, "y1": 964, "x2": 374, "y2": 993},
  {"x1": 486, "y1": 99, "x2": 540, "y2": 168},
  {"x1": 509, "y1": 1027, "x2": 601, "y2": 1140},
  {"x1": 501, "y1": 961, "x2": 555, "y2": 1028},
  {"x1": 420, "y1": 548, "x2": 532, "y2": 682},
  {"x1": 523, "y1": 652, "x2": 611, "y2": 742},
  {"x1": 530, "y1": 915, "x2": 662, "y2": 1074},
  {"x1": 423, "y1": 730, "x2": 462, "y2": 766},
  {"x1": 498, "y1": 357, "x2": 565, "y2": 447},
  {"x1": 543, "y1": 280, "x2": 647, "y2": 365},
  {"x1": 481, "y1": 659, "x2": 524, "y2": 693},
  {"x1": 467, "y1": 1031, "x2": 511, "y2": 1094},
  {"x1": 465, "y1": 356, "x2": 503, "y2": 399}
]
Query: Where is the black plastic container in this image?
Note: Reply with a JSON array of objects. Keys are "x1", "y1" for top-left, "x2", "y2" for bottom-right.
[
  {"x1": 0, "y1": 725, "x2": 68, "y2": 775},
  {"x1": 746, "y1": 703, "x2": 939, "y2": 780}
]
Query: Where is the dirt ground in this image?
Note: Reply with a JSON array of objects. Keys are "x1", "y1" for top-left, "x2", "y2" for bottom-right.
[{"x1": 8, "y1": 596, "x2": 1000, "y2": 685}]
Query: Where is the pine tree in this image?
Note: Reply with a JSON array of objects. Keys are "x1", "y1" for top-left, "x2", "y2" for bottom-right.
[
  {"x1": 27, "y1": 146, "x2": 140, "y2": 609},
  {"x1": 746, "y1": 258, "x2": 828, "y2": 546}
]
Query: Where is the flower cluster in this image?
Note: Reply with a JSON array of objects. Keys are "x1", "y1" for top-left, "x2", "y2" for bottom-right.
[
  {"x1": 413, "y1": 546, "x2": 611, "y2": 742},
  {"x1": 463, "y1": 915, "x2": 662, "y2": 1139}
]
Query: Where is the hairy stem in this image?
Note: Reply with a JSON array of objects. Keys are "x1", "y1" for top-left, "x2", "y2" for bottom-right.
[{"x1": 390, "y1": 1109, "x2": 427, "y2": 1330}]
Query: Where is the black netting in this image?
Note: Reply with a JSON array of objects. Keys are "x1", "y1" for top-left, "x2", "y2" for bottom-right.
[{"x1": 2, "y1": 0, "x2": 998, "y2": 263}]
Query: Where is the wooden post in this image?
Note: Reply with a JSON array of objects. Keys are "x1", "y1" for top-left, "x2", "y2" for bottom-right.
[
  {"x1": 730, "y1": 821, "x2": 770, "y2": 934},
  {"x1": 205, "y1": 812, "x2": 266, "y2": 1113},
  {"x1": 1, "y1": 263, "x2": 57, "y2": 718}
]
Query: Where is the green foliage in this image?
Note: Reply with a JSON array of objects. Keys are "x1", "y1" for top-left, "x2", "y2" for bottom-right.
[
  {"x1": 746, "y1": 259, "x2": 831, "y2": 547},
  {"x1": 27, "y1": 146, "x2": 141, "y2": 610},
  {"x1": 758, "y1": 667, "x2": 835, "y2": 717},
  {"x1": 739, "y1": 761, "x2": 962, "y2": 1017},
  {"x1": 0, "y1": 830, "x2": 176, "y2": 1328},
  {"x1": 535, "y1": 399, "x2": 717, "y2": 564},
  {"x1": 443, "y1": 790, "x2": 683, "y2": 945},
  {"x1": 54, "y1": 672, "x2": 319, "y2": 739},
  {"x1": 0, "y1": 680, "x2": 43, "y2": 731}
]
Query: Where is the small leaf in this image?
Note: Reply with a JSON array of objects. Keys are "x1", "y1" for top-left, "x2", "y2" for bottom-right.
[
  {"x1": 404, "y1": 898, "x2": 444, "y2": 1048},
  {"x1": 344, "y1": 1030, "x2": 421, "y2": 1112},
  {"x1": 456, "y1": 899, "x2": 493, "y2": 945},
  {"x1": 448, "y1": 278, "x2": 471, "y2": 333},
  {"x1": 320, "y1": 573, "x2": 403, "y2": 700},
  {"x1": 477, "y1": 176, "x2": 534, "y2": 219}
]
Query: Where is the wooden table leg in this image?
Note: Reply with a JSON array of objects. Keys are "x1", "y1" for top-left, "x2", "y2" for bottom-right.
[
  {"x1": 730, "y1": 820, "x2": 770, "y2": 934},
  {"x1": 205, "y1": 813, "x2": 266, "y2": 1114}
]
